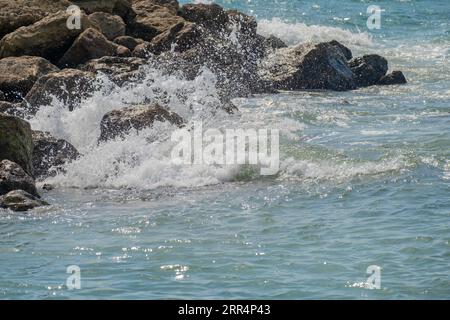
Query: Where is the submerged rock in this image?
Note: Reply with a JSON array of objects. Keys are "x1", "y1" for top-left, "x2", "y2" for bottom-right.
[
  {"x1": 349, "y1": 54, "x2": 388, "y2": 87},
  {"x1": 259, "y1": 41, "x2": 356, "y2": 91},
  {"x1": 0, "y1": 114, "x2": 33, "y2": 175},
  {"x1": 0, "y1": 11, "x2": 91, "y2": 63},
  {"x1": 25, "y1": 69, "x2": 96, "y2": 112},
  {"x1": 32, "y1": 131, "x2": 80, "y2": 180},
  {"x1": 99, "y1": 104, "x2": 184, "y2": 142},
  {"x1": 88, "y1": 12, "x2": 126, "y2": 41},
  {"x1": 378, "y1": 71, "x2": 407, "y2": 86},
  {"x1": 58, "y1": 28, "x2": 124, "y2": 68},
  {"x1": 0, "y1": 160, "x2": 38, "y2": 197},
  {"x1": 0, "y1": 190, "x2": 48, "y2": 212},
  {"x1": 0, "y1": 56, "x2": 59, "y2": 102}
]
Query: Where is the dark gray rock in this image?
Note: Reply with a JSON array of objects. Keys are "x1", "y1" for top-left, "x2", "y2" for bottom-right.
[
  {"x1": 378, "y1": 70, "x2": 407, "y2": 86},
  {"x1": 349, "y1": 54, "x2": 388, "y2": 87},
  {"x1": 0, "y1": 160, "x2": 38, "y2": 197},
  {"x1": 32, "y1": 131, "x2": 80, "y2": 180},
  {"x1": 0, "y1": 189, "x2": 48, "y2": 212},
  {"x1": 259, "y1": 41, "x2": 356, "y2": 91}
]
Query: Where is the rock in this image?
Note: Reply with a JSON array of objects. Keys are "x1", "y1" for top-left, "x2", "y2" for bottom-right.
[
  {"x1": 71, "y1": 0, "x2": 135, "y2": 21},
  {"x1": 0, "y1": 160, "x2": 37, "y2": 197},
  {"x1": 329, "y1": 40, "x2": 353, "y2": 60},
  {"x1": 58, "y1": 28, "x2": 121, "y2": 67},
  {"x1": 113, "y1": 36, "x2": 145, "y2": 51},
  {"x1": 263, "y1": 35, "x2": 288, "y2": 50},
  {"x1": 258, "y1": 41, "x2": 356, "y2": 91},
  {"x1": 0, "y1": 190, "x2": 48, "y2": 212},
  {"x1": 32, "y1": 131, "x2": 80, "y2": 179},
  {"x1": 0, "y1": 101, "x2": 23, "y2": 116},
  {"x1": 128, "y1": 0, "x2": 185, "y2": 41},
  {"x1": 99, "y1": 104, "x2": 184, "y2": 141},
  {"x1": 0, "y1": 0, "x2": 71, "y2": 40},
  {"x1": 88, "y1": 12, "x2": 126, "y2": 40},
  {"x1": 226, "y1": 10, "x2": 257, "y2": 36},
  {"x1": 145, "y1": 21, "x2": 201, "y2": 55},
  {"x1": 349, "y1": 54, "x2": 388, "y2": 87},
  {"x1": 178, "y1": 3, "x2": 229, "y2": 30},
  {"x1": 0, "y1": 11, "x2": 91, "y2": 63},
  {"x1": 0, "y1": 56, "x2": 59, "y2": 102},
  {"x1": 0, "y1": 114, "x2": 33, "y2": 176},
  {"x1": 25, "y1": 69, "x2": 96, "y2": 112},
  {"x1": 0, "y1": 90, "x2": 4, "y2": 101},
  {"x1": 81, "y1": 56, "x2": 146, "y2": 85},
  {"x1": 378, "y1": 70, "x2": 407, "y2": 86}
]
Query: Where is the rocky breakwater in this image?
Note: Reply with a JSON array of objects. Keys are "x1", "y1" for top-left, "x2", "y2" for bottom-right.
[{"x1": 0, "y1": 1, "x2": 408, "y2": 212}]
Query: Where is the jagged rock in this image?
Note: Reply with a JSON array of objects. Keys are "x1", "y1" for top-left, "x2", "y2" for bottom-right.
[
  {"x1": 58, "y1": 28, "x2": 122, "y2": 67},
  {"x1": 99, "y1": 104, "x2": 184, "y2": 141},
  {"x1": 0, "y1": 56, "x2": 59, "y2": 102},
  {"x1": 32, "y1": 131, "x2": 80, "y2": 179},
  {"x1": 0, "y1": 11, "x2": 91, "y2": 63},
  {"x1": 0, "y1": 160, "x2": 37, "y2": 197},
  {"x1": 25, "y1": 69, "x2": 96, "y2": 112},
  {"x1": 259, "y1": 41, "x2": 356, "y2": 91},
  {"x1": 0, "y1": 190, "x2": 48, "y2": 212},
  {"x1": 81, "y1": 56, "x2": 146, "y2": 85},
  {"x1": 378, "y1": 71, "x2": 407, "y2": 86},
  {"x1": 88, "y1": 12, "x2": 126, "y2": 41},
  {"x1": 114, "y1": 36, "x2": 145, "y2": 51},
  {"x1": 0, "y1": 90, "x2": 4, "y2": 101},
  {"x1": 263, "y1": 35, "x2": 288, "y2": 50},
  {"x1": 0, "y1": 114, "x2": 33, "y2": 175},
  {"x1": 0, "y1": 0, "x2": 71, "y2": 40},
  {"x1": 349, "y1": 54, "x2": 388, "y2": 87},
  {"x1": 142, "y1": 21, "x2": 201, "y2": 55},
  {"x1": 71, "y1": 0, "x2": 135, "y2": 21},
  {"x1": 178, "y1": 3, "x2": 229, "y2": 30},
  {"x1": 0, "y1": 101, "x2": 23, "y2": 117},
  {"x1": 128, "y1": 0, "x2": 185, "y2": 41}
]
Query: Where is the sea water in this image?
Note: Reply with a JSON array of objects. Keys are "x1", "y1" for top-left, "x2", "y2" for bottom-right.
[{"x1": 0, "y1": 0, "x2": 449, "y2": 299}]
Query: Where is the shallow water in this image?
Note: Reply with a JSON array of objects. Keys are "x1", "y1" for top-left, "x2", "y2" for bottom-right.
[{"x1": 1, "y1": 0, "x2": 449, "y2": 299}]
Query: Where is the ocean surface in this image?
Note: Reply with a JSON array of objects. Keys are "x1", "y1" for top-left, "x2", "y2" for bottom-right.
[{"x1": 1, "y1": 0, "x2": 449, "y2": 299}]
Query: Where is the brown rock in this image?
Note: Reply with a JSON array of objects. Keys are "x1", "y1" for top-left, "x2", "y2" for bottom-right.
[
  {"x1": 114, "y1": 36, "x2": 145, "y2": 51},
  {"x1": 99, "y1": 104, "x2": 184, "y2": 142},
  {"x1": 71, "y1": 0, "x2": 135, "y2": 21},
  {"x1": 178, "y1": 3, "x2": 228, "y2": 30},
  {"x1": 0, "y1": 11, "x2": 91, "y2": 63},
  {"x1": 147, "y1": 21, "x2": 201, "y2": 55},
  {"x1": 25, "y1": 69, "x2": 96, "y2": 112},
  {"x1": 0, "y1": 56, "x2": 59, "y2": 102},
  {"x1": 58, "y1": 28, "x2": 120, "y2": 67},
  {"x1": 88, "y1": 12, "x2": 126, "y2": 40}
]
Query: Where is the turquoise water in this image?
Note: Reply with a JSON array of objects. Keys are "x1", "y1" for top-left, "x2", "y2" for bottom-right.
[{"x1": 1, "y1": 0, "x2": 449, "y2": 299}]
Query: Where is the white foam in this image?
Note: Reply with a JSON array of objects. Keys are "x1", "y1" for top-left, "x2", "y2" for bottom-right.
[{"x1": 257, "y1": 17, "x2": 373, "y2": 48}]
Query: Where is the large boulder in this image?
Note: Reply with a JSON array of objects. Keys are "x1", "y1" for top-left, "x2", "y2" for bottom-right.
[
  {"x1": 88, "y1": 12, "x2": 126, "y2": 41},
  {"x1": 114, "y1": 36, "x2": 145, "y2": 51},
  {"x1": 258, "y1": 41, "x2": 356, "y2": 91},
  {"x1": 378, "y1": 71, "x2": 407, "y2": 86},
  {"x1": 81, "y1": 56, "x2": 146, "y2": 86},
  {"x1": 178, "y1": 3, "x2": 229, "y2": 30},
  {"x1": 349, "y1": 54, "x2": 388, "y2": 87},
  {"x1": 99, "y1": 104, "x2": 184, "y2": 141},
  {"x1": 58, "y1": 28, "x2": 124, "y2": 67},
  {"x1": 0, "y1": 11, "x2": 91, "y2": 64},
  {"x1": 25, "y1": 69, "x2": 96, "y2": 112},
  {"x1": 0, "y1": 0, "x2": 71, "y2": 40},
  {"x1": 0, "y1": 190, "x2": 48, "y2": 212},
  {"x1": 0, "y1": 113, "x2": 33, "y2": 175},
  {"x1": 32, "y1": 131, "x2": 80, "y2": 180},
  {"x1": 70, "y1": 0, "x2": 135, "y2": 21},
  {"x1": 0, "y1": 56, "x2": 59, "y2": 102},
  {"x1": 0, "y1": 160, "x2": 37, "y2": 197},
  {"x1": 128, "y1": 0, "x2": 185, "y2": 41}
]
